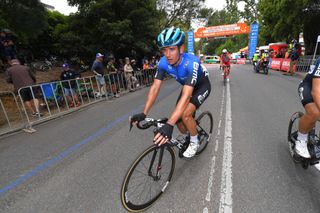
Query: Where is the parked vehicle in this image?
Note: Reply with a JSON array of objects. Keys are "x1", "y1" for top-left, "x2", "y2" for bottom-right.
[{"x1": 204, "y1": 55, "x2": 220, "y2": 64}]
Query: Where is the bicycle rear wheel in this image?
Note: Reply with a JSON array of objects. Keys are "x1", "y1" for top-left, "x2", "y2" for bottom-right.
[
  {"x1": 196, "y1": 111, "x2": 213, "y2": 155},
  {"x1": 121, "y1": 145, "x2": 175, "y2": 212}
]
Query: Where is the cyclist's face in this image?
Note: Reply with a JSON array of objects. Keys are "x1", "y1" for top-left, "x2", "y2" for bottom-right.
[{"x1": 161, "y1": 45, "x2": 184, "y2": 65}]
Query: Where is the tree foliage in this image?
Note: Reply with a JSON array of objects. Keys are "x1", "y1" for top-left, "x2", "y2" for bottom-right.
[
  {"x1": 65, "y1": 0, "x2": 160, "y2": 60},
  {"x1": 0, "y1": 0, "x2": 47, "y2": 44},
  {"x1": 156, "y1": 0, "x2": 205, "y2": 29},
  {"x1": 1, "y1": 0, "x2": 319, "y2": 63},
  {"x1": 259, "y1": 0, "x2": 320, "y2": 54}
]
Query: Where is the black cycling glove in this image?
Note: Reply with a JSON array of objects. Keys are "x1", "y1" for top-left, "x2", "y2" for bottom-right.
[
  {"x1": 155, "y1": 123, "x2": 174, "y2": 140},
  {"x1": 130, "y1": 113, "x2": 146, "y2": 123}
]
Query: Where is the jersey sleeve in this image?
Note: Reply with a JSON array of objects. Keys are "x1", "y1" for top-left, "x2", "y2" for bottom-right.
[
  {"x1": 154, "y1": 57, "x2": 167, "y2": 81},
  {"x1": 312, "y1": 59, "x2": 320, "y2": 78},
  {"x1": 184, "y1": 60, "x2": 201, "y2": 87}
]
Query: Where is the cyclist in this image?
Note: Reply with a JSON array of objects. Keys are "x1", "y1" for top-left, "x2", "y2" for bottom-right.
[
  {"x1": 296, "y1": 57, "x2": 320, "y2": 160},
  {"x1": 220, "y1": 49, "x2": 231, "y2": 81},
  {"x1": 255, "y1": 49, "x2": 269, "y2": 72},
  {"x1": 130, "y1": 27, "x2": 211, "y2": 158},
  {"x1": 252, "y1": 50, "x2": 259, "y2": 70}
]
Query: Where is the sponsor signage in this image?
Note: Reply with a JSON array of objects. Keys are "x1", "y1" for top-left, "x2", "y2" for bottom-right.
[
  {"x1": 188, "y1": 30, "x2": 194, "y2": 54},
  {"x1": 248, "y1": 21, "x2": 259, "y2": 59},
  {"x1": 194, "y1": 23, "x2": 250, "y2": 38}
]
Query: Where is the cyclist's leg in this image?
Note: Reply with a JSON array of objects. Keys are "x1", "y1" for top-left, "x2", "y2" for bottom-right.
[
  {"x1": 296, "y1": 82, "x2": 319, "y2": 157},
  {"x1": 227, "y1": 65, "x2": 231, "y2": 77},
  {"x1": 299, "y1": 103, "x2": 319, "y2": 133},
  {"x1": 182, "y1": 77, "x2": 211, "y2": 157},
  {"x1": 298, "y1": 81, "x2": 318, "y2": 133},
  {"x1": 176, "y1": 120, "x2": 187, "y2": 134}
]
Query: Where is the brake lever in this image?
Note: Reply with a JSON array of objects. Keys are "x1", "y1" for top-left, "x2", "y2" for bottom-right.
[{"x1": 129, "y1": 116, "x2": 133, "y2": 132}]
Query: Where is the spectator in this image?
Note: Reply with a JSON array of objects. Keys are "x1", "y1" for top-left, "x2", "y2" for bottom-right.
[
  {"x1": 118, "y1": 58, "x2": 124, "y2": 74},
  {"x1": 0, "y1": 30, "x2": 16, "y2": 62},
  {"x1": 106, "y1": 58, "x2": 120, "y2": 98},
  {"x1": 150, "y1": 56, "x2": 157, "y2": 69},
  {"x1": 143, "y1": 59, "x2": 152, "y2": 85},
  {"x1": 91, "y1": 53, "x2": 107, "y2": 97},
  {"x1": 143, "y1": 59, "x2": 149, "y2": 70},
  {"x1": 285, "y1": 43, "x2": 300, "y2": 76},
  {"x1": 131, "y1": 59, "x2": 143, "y2": 86},
  {"x1": 60, "y1": 63, "x2": 81, "y2": 107},
  {"x1": 6, "y1": 59, "x2": 41, "y2": 117},
  {"x1": 124, "y1": 57, "x2": 138, "y2": 91},
  {"x1": 131, "y1": 59, "x2": 140, "y2": 71}
]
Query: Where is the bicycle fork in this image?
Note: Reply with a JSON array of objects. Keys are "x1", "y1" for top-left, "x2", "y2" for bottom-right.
[{"x1": 148, "y1": 146, "x2": 165, "y2": 181}]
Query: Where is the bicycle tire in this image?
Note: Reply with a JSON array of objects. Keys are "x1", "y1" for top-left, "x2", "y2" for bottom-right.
[
  {"x1": 121, "y1": 145, "x2": 175, "y2": 212},
  {"x1": 196, "y1": 111, "x2": 213, "y2": 155},
  {"x1": 287, "y1": 112, "x2": 304, "y2": 163},
  {"x1": 223, "y1": 67, "x2": 227, "y2": 85}
]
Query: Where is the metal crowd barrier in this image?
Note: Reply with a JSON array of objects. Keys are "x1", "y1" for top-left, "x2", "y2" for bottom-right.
[
  {"x1": 0, "y1": 91, "x2": 25, "y2": 135},
  {"x1": 296, "y1": 55, "x2": 319, "y2": 72},
  {"x1": 104, "y1": 69, "x2": 157, "y2": 96},
  {"x1": 0, "y1": 68, "x2": 158, "y2": 136}
]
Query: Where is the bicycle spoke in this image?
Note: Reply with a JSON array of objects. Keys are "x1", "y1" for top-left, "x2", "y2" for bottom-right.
[{"x1": 121, "y1": 145, "x2": 175, "y2": 211}]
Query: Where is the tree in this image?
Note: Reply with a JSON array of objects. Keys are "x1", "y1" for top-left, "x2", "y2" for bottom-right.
[
  {"x1": 259, "y1": 0, "x2": 320, "y2": 54},
  {"x1": 0, "y1": 0, "x2": 48, "y2": 44},
  {"x1": 156, "y1": 0, "x2": 205, "y2": 29},
  {"x1": 237, "y1": 0, "x2": 259, "y2": 22},
  {"x1": 63, "y1": 0, "x2": 161, "y2": 60},
  {"x1": 302, "y1": 0, "x2": 320, "y2": 54}
]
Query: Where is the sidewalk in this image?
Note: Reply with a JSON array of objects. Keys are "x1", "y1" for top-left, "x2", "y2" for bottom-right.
[{"x1": 280, "y1": 70, "x2": 307, "y2": 79}]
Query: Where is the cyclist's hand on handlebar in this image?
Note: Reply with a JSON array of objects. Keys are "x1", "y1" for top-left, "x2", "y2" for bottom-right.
[
  {"x1": 154, "y1": 123, "x2": 173, "y2": 146},
  {"x1": 130, "y1": 113, "x2": 146, "y2": 125}
]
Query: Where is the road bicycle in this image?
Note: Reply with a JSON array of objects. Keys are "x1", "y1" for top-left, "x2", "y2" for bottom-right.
[
  {"x1": 287, "y1": 112, "x2": 320, "y2": 169},
  {"x1": 31, "y1": 58, "x2": 52, "y2": 72},
  {"x1": 121, "y1": 111, "x2": 213, "y2": 212},
  {"x1": 220, "y1": 65, "x2": 230, "y2": 85}
]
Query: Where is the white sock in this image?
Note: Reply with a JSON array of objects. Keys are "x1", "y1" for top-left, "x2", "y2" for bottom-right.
[
  {"x1": 297, "y1": 132, "x2": 308, "y2": 142},
  {"x1": 190, "y1": 134, "x2": 199, "y2": 144}
]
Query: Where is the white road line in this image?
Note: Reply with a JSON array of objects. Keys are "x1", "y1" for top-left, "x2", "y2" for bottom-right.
[
  {"x1": 219, "y1": 82, "x2": 233, "y2": 213},
  {"x1": 203, "y1": 207, "x2": 209, "y2": 213},
  {"x1": 205, "y1": 155, "x2": 216, "y2": 201},
  {"x1": 203, "y1": 86, "x2": 225, "y2": 212},
  {"x1": 215, "y1": 139, "x2": 219, "y2": 152}
]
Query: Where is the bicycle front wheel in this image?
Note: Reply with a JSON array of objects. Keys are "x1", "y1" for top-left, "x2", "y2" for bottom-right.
[
  {"x1": 196, "y1": 111, "x2": 213, "y2": 155},
  {"x1": 121, "y1": 145, "x2": 175, "y2": 212},
  {"x1": 287, "y1": 112, "x2": 303, "y2": 163}
]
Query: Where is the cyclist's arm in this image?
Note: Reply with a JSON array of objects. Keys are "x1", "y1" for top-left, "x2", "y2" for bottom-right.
[
  {"x1": 312, "y1": 78, "x2": 320, "y2": 111},
  {"x1": 312, "y1": 62, "x2": 320, "y2": 110},
  {"x1": 143, "y1": 79, "x2": 162, "y2": 115},
  {"x1": 167, "y1": 85, "x2": 193, "y2": 125}
]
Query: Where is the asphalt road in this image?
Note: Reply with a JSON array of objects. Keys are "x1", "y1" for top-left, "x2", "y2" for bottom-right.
[{"x1": 0, "y1": 64, "x2": 319, "y2": 213}]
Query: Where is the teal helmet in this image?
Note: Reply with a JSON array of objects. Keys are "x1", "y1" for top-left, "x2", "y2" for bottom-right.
[{"x1": 157, "y1": 27, "x2": 185, "y2": 48}]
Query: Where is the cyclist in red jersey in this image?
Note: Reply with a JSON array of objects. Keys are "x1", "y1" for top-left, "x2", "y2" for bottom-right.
[{"x1": 220, "y1": 49, "x2": 231, "y2": 81}]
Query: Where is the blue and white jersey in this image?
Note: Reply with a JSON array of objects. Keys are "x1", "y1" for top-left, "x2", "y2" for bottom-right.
[
  {"x1": 303, "y1": 58, "x2": 320, "y2": 84},
  {"x1": 155, "y1": 53, "x2": 208, "y2": 87}
]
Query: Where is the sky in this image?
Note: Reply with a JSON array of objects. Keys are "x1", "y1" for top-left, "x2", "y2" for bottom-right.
[
  {"x1": 205, "y1": 0, "x2": 245, "y2": 11},
  {"x1": 40, "y1": 0, "x2": 78, "y2": 15},
  {"x1": 40, "y1": 0, "x2": 237, "y2": 16},
  {"x1": 205, "y1": 0, "x2": 226, "y2": 11}
]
